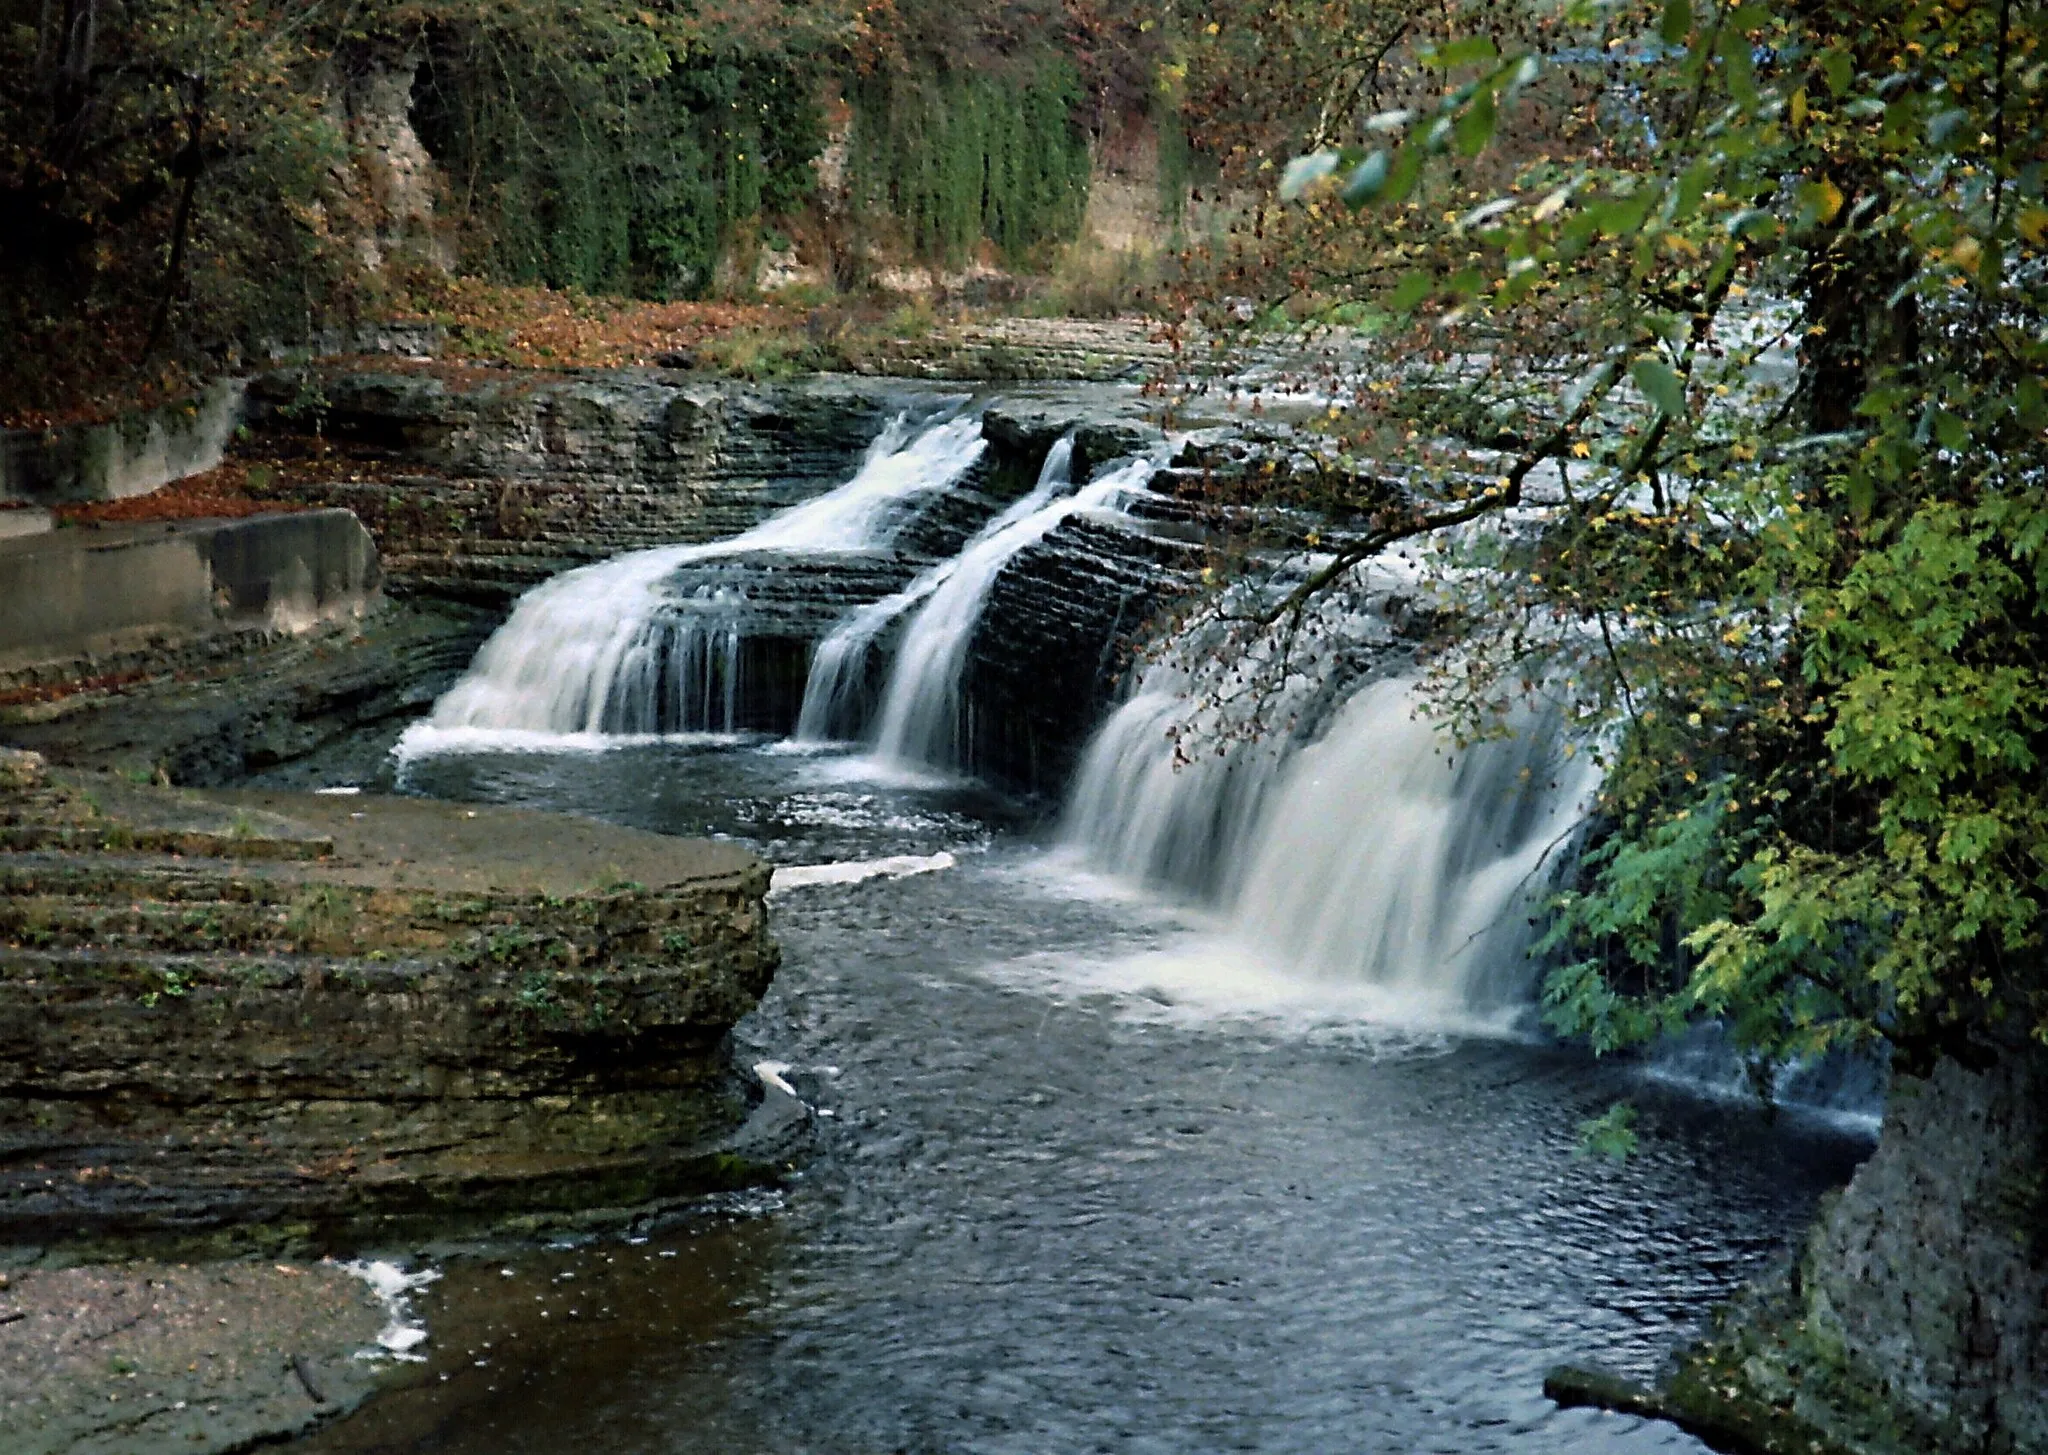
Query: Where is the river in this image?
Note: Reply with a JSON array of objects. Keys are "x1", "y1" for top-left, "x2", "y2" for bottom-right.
[{"x1": 280, "y1": 733, "x2": 1868, "y2": 1455}]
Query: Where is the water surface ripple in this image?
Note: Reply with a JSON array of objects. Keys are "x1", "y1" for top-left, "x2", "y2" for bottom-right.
[{"x1": 292, "y1": 740, "x2": 1867, "y2": 1455}]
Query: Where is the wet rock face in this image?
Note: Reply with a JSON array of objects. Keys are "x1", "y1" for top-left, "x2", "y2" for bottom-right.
[
  {"x1": 1801, "y1": 1053, "x2": 2048, "y2": 1450},
  {"x1": 0, "y1": 599, "x2": 493, "y2": 787},
  {"x1": 1648, "y1": 1050, "x2": 2048, "y2": 1455},
  {"x1": 0, "y1": 750, "x2": 781, "y2": 1250},
  {"x1": 245, "y1": 367, "x2": 919, "y2": 604},
  {"x1": 959, "y1": 511, "x2": 1206, "y2": 797}
]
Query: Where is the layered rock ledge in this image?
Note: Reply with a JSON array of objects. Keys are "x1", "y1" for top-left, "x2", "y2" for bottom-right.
[{"x1": 0, "y1": 748, "x2": 783, "y2": 1255}]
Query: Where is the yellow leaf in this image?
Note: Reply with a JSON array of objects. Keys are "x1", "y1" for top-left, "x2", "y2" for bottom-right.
[
  {"x1": 1952, "y1": 235, "x2": 1982, "y2": 271},
  {"x1": 1810, "y1": 177, "x2": 1844, "y2": 224},
  {"x1": 1571, "y1": 440, "x2": 1591, "y2": 458},
  {"x1": 2017, "y1": 207, "x2": 2048, "y2": 247},
  {"x1": 1789, "y1": 87, "x2": 1808, "y2": 129}
]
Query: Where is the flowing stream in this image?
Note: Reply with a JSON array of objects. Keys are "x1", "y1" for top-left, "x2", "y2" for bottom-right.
[
  {"x1": 290, "y1": 732, "x2": 1868, "y2": 1455},
  {"x1": 795, "y1": 434, "x2": 1079, "y2": 744},
  {"x1": 295, "y1": 409, "x2": 1875, "y2": 1454},
  {"x1": 867, "y1": 450, "x2": 1158, "y2": 770},
  {"x1": 407, "y1": 412, "x2": 985, "y2": 748}
]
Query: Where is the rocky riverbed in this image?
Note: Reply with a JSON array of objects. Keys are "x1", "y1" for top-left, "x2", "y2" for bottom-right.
[
  {"x1": 0, "y1": 1256, "x2": 395, "y2": 1455},
  {"x1": 0, "y1": 741, "x2": 797, "y2": 1452}
]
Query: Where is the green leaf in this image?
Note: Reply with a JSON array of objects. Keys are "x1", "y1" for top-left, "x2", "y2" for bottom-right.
[
  {"x1": 1821, "y1": 48, "x2": 1853, "y2": 96},
  {"x1": 1632, "y1": 356, "x2": 1688, "y2": 417},
  {"x1": 1382, "y1": 144, "x2": 1427, "y2": 203},
  {"x1": 1796, "y1": 178, "x2": 1845, "y2": 226},
  {"x1": 1278, "y1": 151, "x2": 1339, "y2": 201},
  {"x1": 1342, "y1": 150, "x2": 1391, "y2": 206},
  {"x1": 1455, "y1": 89, "x2": 1498, "y2": 157},
  {"x1": 1719, "y1": 28, "x2": 1759, "y2": 110},
  {"x1": 1388, "y1": 271, "x2": 1433, "y2": 312},
  {"x1": 1423, "y1": 35, "x2": 1499, "y2": 69},
  {"x1": 1674, "y1": 160, "x2": 1714, "y2": 220},
  {"x1": 1659, "y1": 0, "x2": 1692, "y2": 47},
  {"x1": 1577, "y1": 1103, "x2": 1640, "y2": 1161},
  {"x1": 1845, "y1": 471, "x2": 1875, "y2": 520}
]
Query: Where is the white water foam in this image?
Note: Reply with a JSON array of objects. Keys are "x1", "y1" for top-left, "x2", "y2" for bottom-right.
[
  {"x1": 769, "y1": 851, "x2": 958, "y2": 895},
  {"x1": 1062, "y1": 675, "x2": 1598, "y2": 1021},
  {"x1": 975, "y1": 938, "x2": 1493, "y2": 1048},
  {"x1": 336, "y1": 1258, "x2": 442, "y2": 1361},
  {"x1": 400, "y1": 413, "x2": 986, "y2": 754},
  {"x1": 795, "y1": 434, "x2": 1079, "y2": 743},
  {"x1": 870, "y1": 451, "x2": 1160, "y2": 770}
]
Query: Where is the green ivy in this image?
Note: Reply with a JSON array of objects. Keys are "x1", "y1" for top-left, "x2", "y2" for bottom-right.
[
  {"x1": 415, "y1": 45, "x2": 824, "y2": 298},
  {"x1": 848, "y1": 62, "x2": 1092, "y2": 264}
]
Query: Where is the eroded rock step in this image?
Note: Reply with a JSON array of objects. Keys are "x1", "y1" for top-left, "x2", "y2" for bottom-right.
[{"x1": 0, "y1": 750, "x2": 784, "y2": 1253}]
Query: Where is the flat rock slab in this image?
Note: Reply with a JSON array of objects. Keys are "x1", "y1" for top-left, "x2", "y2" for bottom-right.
[
  {"x1": 0, "y1": 1258, "x2": 389, "y2": 1455},
  {"x1": 207, "y1": 787, "x2": 758, "y2": 896}
]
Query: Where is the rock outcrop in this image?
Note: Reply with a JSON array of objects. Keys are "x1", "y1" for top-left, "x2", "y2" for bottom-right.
[
  {"x1": 0, "y1": 1258, "x2": 392, "y2": 1455},
  {"x1": 1552, "y1": 1050, "x2": 2048, "y2": 1455},
  {"x1": 0, "y1": 749, "x2": 784, "y2": 1252},
  {"x1": 0, "y1": 508, "x2": 492, "y2": 786},
  {"x1": 243, "y1": 365, "x2": 922, "y2": 603}
]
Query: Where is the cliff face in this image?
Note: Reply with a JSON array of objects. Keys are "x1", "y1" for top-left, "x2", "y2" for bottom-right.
[
  {"x1": 245, "y1": 366, "x2": 915, "y2": 604},
  {"x1": 0, "y1": 749, "x2": 784, "y2": 1251},
  {"x1": 1784, "y1": 1053, "x2": 2047, "y2": 1452},
  {"x1": 1554, "y1": 1052, "x2": 2048, "y2": 1455}
]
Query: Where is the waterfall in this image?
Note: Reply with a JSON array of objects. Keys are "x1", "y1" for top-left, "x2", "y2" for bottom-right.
[
  {"x1": 403, "y1": 412, "x2": 986, "y2": 747},
  {"x1": 1059, "y1": 688, "x2": 1292, "y2": 898},
  {"x1": 1227, "y1": 678, "x2": 1596, "y2": 1011},
  {"x1": 795, "y1": 435, "x2": 1078, "y2": 743},
  {"x1": 869, "y1": 451, "x2": 1159, "y2": 770},
  {"x1": 1064, "y1": 674, "x2": 1597, "y2": 1017}
]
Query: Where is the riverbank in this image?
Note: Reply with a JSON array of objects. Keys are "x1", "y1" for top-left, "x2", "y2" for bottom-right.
[{"x1": 0, "y1": 1257, "x2": 396, "y2": 1455}]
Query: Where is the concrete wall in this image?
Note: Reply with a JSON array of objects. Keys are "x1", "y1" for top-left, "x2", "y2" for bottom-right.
[
  {"x1": 0, "y1": 379, "x2": 246, "y2": 506},
  {"x1": 0, "y1": 509, "x2": 380, "y2": 674}
]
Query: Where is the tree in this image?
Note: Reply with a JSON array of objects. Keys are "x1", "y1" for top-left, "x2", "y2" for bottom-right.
[
  {"x1": 1179, "y1": 0, "x2": 2047, "y2": 1437},
  {"x1": 0, "y1": 0, "x2": 847, "y2": 415},
  {"x1": 1200, "y1": 0, "x2": 2046, "y2": 1082}
]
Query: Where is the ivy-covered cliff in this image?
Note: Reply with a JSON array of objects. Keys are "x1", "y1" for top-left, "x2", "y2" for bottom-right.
[{"x1": 0, "y1": 0, "x2": 1177, "y2": 419}]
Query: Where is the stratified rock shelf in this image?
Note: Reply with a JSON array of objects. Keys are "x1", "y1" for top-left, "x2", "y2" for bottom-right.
[{"x1": 0, "y1": 747, "x2": 781, "y2": 1253}]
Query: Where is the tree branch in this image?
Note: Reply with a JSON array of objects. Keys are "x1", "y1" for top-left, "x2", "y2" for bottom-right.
[{"x1": 1253, "y1": 355, "x2": 1625, "y2": 628}]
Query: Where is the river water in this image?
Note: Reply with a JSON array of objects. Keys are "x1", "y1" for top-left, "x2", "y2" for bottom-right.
[{"x1": 284, "y1": 734, "x2": 1868, "y2": 1455}]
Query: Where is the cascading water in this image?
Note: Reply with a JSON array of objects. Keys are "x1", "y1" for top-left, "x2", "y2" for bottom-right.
[
  {"x1": 403, "y1": 412, "x2": 986, "y2": 748},
  {"x1": 1226, "y1": 678, "x2": 1597, "y2": 1011},
  {"x1": 868, "y1": 451, "x2": 1160, "y2": 770},
  {"x1": 1058, "y1": 687, "x2": 1293, "y2": 898},
  {"x1": 795, "y1": 435, "x2": 1079, "y2": 743},
  {"x1": 1063, "y1": 673, "x2": 1598, "y2": 1019}
]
